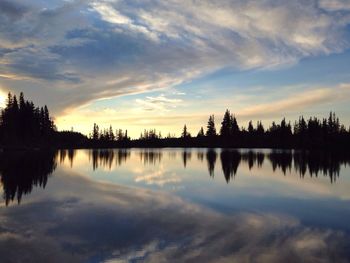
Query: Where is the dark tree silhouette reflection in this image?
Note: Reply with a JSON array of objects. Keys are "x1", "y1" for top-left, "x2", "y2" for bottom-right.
[
  {"x1": 182, "y1": 150, "x2": 192, "y2": 168},
  {"x1": 197, "y1": 151, "x2": 204, "y2": 162},
  {"x1": 59, "y1": 149, "x2": 76, "y2": 167},
  {"x1": 90, "y1": 149, "x2": 130, "y2": 170},
  {"x1": 206, "y1": 149, "x2": 217, "y2": 177},
  {"x1": 0, "y1": 150, "x2": 57, "y2": 205},
  {"x1": 268, "y1": 151, "x2": 293, "y2": 175},
  {"x1": 220, "y1": 150, "x2": 241, "y2": 183},
  {"x1": 139, "y1": 149, "x2": 162, "y2": 165},
  {"x1": 206, "y1": 149, "x2": 350, "y2": 184},
  {"x1": 293, "y1": 151, "x2": 348, "y2": 183}
]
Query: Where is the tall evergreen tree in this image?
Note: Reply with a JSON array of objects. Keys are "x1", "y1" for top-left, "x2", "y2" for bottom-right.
[
  {"x1": 181, "y1": 125, "x2": 191, "y2": 138},
  {"x1": 248, "y1": 121, "x2": 254, "y2": 134},
  {"x1": 92, "y1": 123, "x2": 99, "y2": 140},
  {"x1": 230, "y1": 115, "x2": 240, "y2": 135},
  {"x1": 256, "y1": 121, "x2": 264, "y2": 135},
  {"x1": 220, "y1": 110, "x2": 232, "y2": 137},
  {"x1": 206, "y1": 115, "x2": 216, "y2": 137},
  {"x1": 109, "y1": 125, "x2": 115, "y2": 141}
]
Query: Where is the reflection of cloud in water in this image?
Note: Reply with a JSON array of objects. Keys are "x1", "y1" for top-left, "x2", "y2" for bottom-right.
[
  {"x1": 135, "y1": 170, "x2": 181, "y2": 187},
  {"x1": 134, "y1": 165, "x2": 181, "y2": 187},
  {"x1": 0, "y1": 170, "x2": 348, "y2": 263}
]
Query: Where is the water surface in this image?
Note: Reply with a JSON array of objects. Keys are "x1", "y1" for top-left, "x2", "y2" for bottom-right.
[{"x1": 0, "y1": 148, "x2": 350, "y2": 262}]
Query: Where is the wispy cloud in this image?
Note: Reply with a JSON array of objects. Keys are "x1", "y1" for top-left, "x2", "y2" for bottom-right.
[
  {"x1": 319, "y1": 0, "x2": 350, "y2": 11},
  {"x1": 136, "y1": 94, "x2": 183, "y2": 111},
  {"x1": 0, "y1": 0, "x2": 349, "y2": 117},
  {"x1": 237, "y1": 84, "x2": 350, "y2": 119}
]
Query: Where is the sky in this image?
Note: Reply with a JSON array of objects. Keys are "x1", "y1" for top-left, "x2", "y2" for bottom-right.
[{"x1": 0, "y1": 0, "x2": 350, "y2": 138}]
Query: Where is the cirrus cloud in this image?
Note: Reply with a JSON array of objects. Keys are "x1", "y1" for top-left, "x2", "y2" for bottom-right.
[{"x1": 0, "y1": 0, "x2": 349, "y2": 120}]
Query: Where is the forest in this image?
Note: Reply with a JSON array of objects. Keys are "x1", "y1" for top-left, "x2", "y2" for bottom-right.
[
  {"x1": 90, "y1": 109, "x2": 350, "y2": 150},
  {"x1": 1, "y1": 92, "x2": 350, "y2": 150}
]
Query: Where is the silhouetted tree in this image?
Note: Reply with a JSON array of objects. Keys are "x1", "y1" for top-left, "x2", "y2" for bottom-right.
[
  {"x1": 256, "y1": 121, "x2": 264, "y2": 135},
  {"x1": 220, "y1": 110, "x2": 232, "y2": 137},
  {"x1": 109, "y1": 125, "x2": 115, "y2": 141},
  {"x1": 92, "y1": 123, "x2": 99, "y2": 140},
  {"x1": 206, "y1": 115, "x2": 216, "y2": 137},
  {"x1": 197, "y1": 127, "x2": 205, "y2": 137},
  {"x1": 181, "y1": 125, "x2": 191, "y2": 138},
  {"x1": 230, "y1": 115, "x2": 240, "y2": 136},
  {"x1": 248, "y1": 121, "x2": 254, "y2": 134},
  {"x1": 0, "y1": 92, "x2": 55, "y2": 146}
]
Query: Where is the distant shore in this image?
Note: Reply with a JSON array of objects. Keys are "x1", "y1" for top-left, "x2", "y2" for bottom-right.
[{"x1": 1, "y1": 134, "x2": 350, "y2": 152}]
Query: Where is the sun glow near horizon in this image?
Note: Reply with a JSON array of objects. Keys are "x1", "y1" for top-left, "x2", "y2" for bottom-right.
[{"x1": 0, "y1": 89, "x2": 7, "y2": 109}]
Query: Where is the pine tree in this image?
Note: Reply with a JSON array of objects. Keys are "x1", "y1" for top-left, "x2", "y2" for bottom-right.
[
  {"x1": 125, "y1": 130, "x2": 129, "y2": 141},
  {"x1": 181, "y1": 125, "x2": 191, "y2": 138},
  {"x1": 256, "y1": 121, "x2": 264, "y2": 135},
  {"x1": 197, "y1": 127, "x2": 205, "y2": 137},
  {"x1": 229, "y1": 115, "x2": 240, "y2": 136},
  {"x1": 206, "y1": 115, "x2": 216, "y2": 137},
  {"x1": 92, "y1": 123, "x2": 99, "y2": 140},
  {"x1": 248, "y1": 121, "x2": 254, "y2": 133},
  {"x1": 220, "y1": 110, "x2": 232, "y2": 137},
  {"x1": 19, "y1": 92, "x2": 25, "y2": 110},
  {"x1": 109, "y1": 125, "x2": 115, "y2": 141}
]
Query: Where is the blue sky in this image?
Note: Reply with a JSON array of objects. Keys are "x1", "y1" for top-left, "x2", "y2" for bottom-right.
[{"x1": 0, "y1": 0, "x2": 350, "y2": 137}]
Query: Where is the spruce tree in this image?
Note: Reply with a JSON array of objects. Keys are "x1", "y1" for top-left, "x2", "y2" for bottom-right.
[
  {"x1": 206, "y1": 115, "x2": 216, "y2": 137},
  {"x1": 220, "y1": 110, "x2": 232, "y2": 137}
]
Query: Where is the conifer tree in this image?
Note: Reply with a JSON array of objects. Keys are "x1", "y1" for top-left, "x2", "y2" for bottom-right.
[
  {"x1": 248, "y1": 121, "x2": 254, "y2": 133},
  {"x1": 220, "y1": 110, "x2": 232, "y2": 137},
  {"x1": 181, "y1": 125, "x2": 191, "y2": 138},
  {"x1": 197, "y1": 127, "x2": 205, "y2": 137},
  {"x1": 206, "y1": 115, "x2": 216, "y2": 137}
]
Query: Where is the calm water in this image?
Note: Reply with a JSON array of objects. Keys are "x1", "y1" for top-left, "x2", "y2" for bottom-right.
[{"x1": 0, "y1": 148, "x2": 350, "y2": 262}]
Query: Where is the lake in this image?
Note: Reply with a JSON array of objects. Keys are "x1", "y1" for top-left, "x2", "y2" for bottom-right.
[{"x1": 0, "y1": 148, "x2": 350, "y2": 262}]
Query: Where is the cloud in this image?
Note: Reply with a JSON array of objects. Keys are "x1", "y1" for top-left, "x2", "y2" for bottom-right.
[
  {"x1": 0, "y1": 0, "x2": 349, "y2": 117},
  {"x1": 237, "y1": 83, "x2": 350, "y2": 119},
  {"x1": 90, "y1": 2, "x2": 132, "y2": 25},
  {"x1": 319, "y1": 0, "x2": 350, "y2": 11},
  {"x1": 136, "y1": 94, "x2": 183, "y2": 111},
  {"x1": 0, "y1": 47, "x2": 80, "y2": 82}
]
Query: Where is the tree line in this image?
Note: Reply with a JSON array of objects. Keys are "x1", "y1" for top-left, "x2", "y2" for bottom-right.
[
  {"x1": 1, "y1": 92, "x2": 349, "y2": 150},
  {"x1": 116, "y1": 109, "x2": 349, "y2": 150},
  {"x1": 90, "y1": 123, "x2": 130, "y2": 142}
]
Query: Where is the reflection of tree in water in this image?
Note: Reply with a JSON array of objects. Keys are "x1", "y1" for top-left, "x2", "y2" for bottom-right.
[
  {"x1": 268, "y1": 151, "x2": 293, "y2": 175},
  {"x1": 197, "y1": 151, "x2": 204, "y2": 162},
  {"x1": 257, "y1": 152, "x2": 265, "y2": 167},
  {"x1": 207, "y1": 149, "x2": 350, "y2": 184},
  {"x1": 90, "y1": 149, "x2": 130, "y2": 170},
  {"x1": 220, "y1": 150, "x2": 241, "y2": 183},
  {"x1": 0, "y1": 150, "x2": 57, "y2": 205},
  {"x1": 139, "y1": 149, "x2": 162, "y2": 165},
  {"x1": 59, "y1": 149, "x2": 76, "y2": 167},
  {"x1": 293, "y1": 151, "x2": 350, "y2": 183},
  {"x1": 206, "y1": 149, "x2": 217, "y2": 177},
  {"x1": 182, "y1": 150, "x2": 192, "y2": 168},
  {"x1": 241, "y1": 151, "x2": 262, "y2": 170}
]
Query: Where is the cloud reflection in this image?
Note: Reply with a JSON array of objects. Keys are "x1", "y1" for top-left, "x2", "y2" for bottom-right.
[{"x1": 0, "y1": 169, "x2": 349, "y2": 262}]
